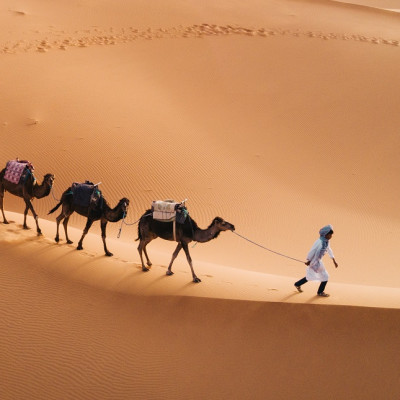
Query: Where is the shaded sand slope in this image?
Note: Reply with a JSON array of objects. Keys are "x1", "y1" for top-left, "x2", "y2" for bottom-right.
[{"x1": 1, "y1": 218, "x2": 399, "y2": 400}]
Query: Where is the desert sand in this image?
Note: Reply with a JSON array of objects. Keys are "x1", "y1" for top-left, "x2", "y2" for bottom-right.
[{"x1": 1, "y1": 0, "x2": 400, "y2": 399}]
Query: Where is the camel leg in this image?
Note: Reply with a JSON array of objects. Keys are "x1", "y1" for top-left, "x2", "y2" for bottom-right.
[
  {"x1": 138, "y1": 239, "x2": 153, "y2": 271},
  {"x1": 23, "y1": 203, "x2": 29, "y2": 229},
  {"x1": 77, "y1": 218, "x2": 94, "y2": 250},
  {"x1": 63, "y1": 215, "x2": 73, "y2": 244},
  {"x1": 55, "y1": 211, "x2": 73, "y2": 244},
  {"x1": 54, "y1": 211, "x2": 65, "y2": 242},
  {"x1": 100, "y1": 219, "x2": 112, "y2": 257},
  {"x1": 166, "y1": 243, "x2": 183, "y2": 276},
  {"x1": 0, "y1": 189, "x2": 8, "y2": 224},
  {"x1": 24, "y1": 199, "x2": 41, "y2": 235},
  {"x1": 181, "y1": 242, "x2": 201, "y2": 283},
  {"x1": 143, "y1": 245, "x2": 152, "y2": 267}
]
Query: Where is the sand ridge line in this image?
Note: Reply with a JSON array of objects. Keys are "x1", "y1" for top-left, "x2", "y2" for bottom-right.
[{"x1": 1, "y1": 23, "x2": 399, "y2": 54}]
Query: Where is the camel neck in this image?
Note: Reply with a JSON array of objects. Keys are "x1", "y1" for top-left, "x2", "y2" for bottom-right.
[
  {"x1": 193, "y1": 225, "x2": 219, "y2": 243},
  {"x1": 104, "y1": 204, "x2": 124, "y2": 222},
  {"x1": 33, "y1": 182, "x2": 51, "y2": 198}
]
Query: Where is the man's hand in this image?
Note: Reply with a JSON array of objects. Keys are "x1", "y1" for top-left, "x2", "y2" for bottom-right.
[
  {"x1": 305, "y1": 260, "x2": 310, "y2": 266},
  {"x1": 333, "y1": 259, "x2": 339, "y2": 268}
]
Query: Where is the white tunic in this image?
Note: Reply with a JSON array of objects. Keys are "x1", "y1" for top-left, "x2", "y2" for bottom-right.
[{"x1": 305, "y1": 239, "x2": 334, "y2": 282}]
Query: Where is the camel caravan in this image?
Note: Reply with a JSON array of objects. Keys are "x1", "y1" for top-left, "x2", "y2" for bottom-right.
[{"x1": 1, "y1": 159, "x2": 235, "y2": 282}]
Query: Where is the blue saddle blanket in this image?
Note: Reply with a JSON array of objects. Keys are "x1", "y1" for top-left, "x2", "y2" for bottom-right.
[{"x1": 71, "y1": 181, "x2": 102, "y2": 208}]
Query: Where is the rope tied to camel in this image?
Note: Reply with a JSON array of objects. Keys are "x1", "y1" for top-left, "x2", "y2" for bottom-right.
[
  {"x1": 117, "y1": 211, "x2": 127, "y2": 239},
  {"x1": 232, "y1": 231, "x2": 304, "y2": 263},
  {"x1": 50, "y1": 183, "x2": 61, "y2": 202},
  {"x1": 117, "y1": 213, "x2": 152, "y2": 238}
]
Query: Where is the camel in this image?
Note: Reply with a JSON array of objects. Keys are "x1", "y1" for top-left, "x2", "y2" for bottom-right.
[
  {"x1": 48, "y1": 186, "x2": 129, "y2": 256},
  {"x1": 0, "y1": 165, "x2": 55, "y2": 235},
  {"x1": 136, "y1": 210, "x2": 235, "y2": 282}
]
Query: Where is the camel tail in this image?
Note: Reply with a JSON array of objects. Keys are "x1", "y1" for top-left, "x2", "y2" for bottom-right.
[
  {"x1": 135, "y1": 225, "x2": 141, "y2": 241},
  {"x1": 48, "y1": 201, "x2": 62, "y2": 215}
]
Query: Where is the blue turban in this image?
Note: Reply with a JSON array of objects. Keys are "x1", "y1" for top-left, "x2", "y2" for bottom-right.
[
  {"x1": 319, "y1": 225, "x2": 333, "y2": 237},
  {"x1": 319, "y1": 225, "x2": 333, "y2": 257}
]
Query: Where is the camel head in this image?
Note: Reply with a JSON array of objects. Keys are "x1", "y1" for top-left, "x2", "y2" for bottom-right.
[
  {"x1": 118, "y1": 197, "x2": 130, "y2": 214},
  {"x1": 212, "y1": 217, "x2": 235, "y2": 232},
  {"x1": 43, "y1": 173, "x2": 55, "y2": 188}
]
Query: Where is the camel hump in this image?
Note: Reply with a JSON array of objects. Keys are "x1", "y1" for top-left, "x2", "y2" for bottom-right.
[{"x1": 4, "y1": 159, "x2": 34, "y2": 185}]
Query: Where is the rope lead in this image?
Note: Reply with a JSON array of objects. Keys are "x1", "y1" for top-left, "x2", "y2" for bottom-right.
[
  {"x1": 117, "y1": 213, "x2": 152, "y2": 239},
  {"x1": 232, "y1": 231, "x2": 304, "y2": 263},
  {"x1": 117, "y1": 211, "x2": 126, "y2": 239}
]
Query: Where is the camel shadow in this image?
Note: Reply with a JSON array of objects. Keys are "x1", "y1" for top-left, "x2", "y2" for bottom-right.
[
  {"x1": 141, "y1": 271, "x2": 171, "y2": 288},
  {"x1": 180, "y1": 281, "x2": 198, "y2": 289},
  {"x1": 17, "y1": 224, "x2": 32, "y2": 231}
]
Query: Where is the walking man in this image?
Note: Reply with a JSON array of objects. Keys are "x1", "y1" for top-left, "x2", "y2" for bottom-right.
[{"x1": 294, "y1": 225, "x2": 338, "y2": 297}]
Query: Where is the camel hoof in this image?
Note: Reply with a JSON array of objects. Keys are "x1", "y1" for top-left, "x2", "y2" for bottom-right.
[
  {"x1": 105, "y1": 252, "x2": 113, "y2": 257},
  {"x1": 77, "y1": 245, "x2": 83, "y2": 251},
  {"x1": 193, "y1": 277, "x2": 201, "y2": 283},
  {"x1": 55, "y1": 237, "x2": 59, "y2": 243},
  {"x1": 23, "y1": 225, "x2": 30, "y2": 230},
  {"x1": 37, "y1": 231, "x2": 43, "y2": 236},
  {"x1": 67, "y1": 240, "x2": 73, "y2": 244},
  {"x1": 147, "y1": 262, "x2": 152, "y2": 267},
  {"x1": 142, "y1": 266, "x2": 149, "y2": 272},
  {"x1": 3, "y1": 221, "x2": 9, "y2": 225},
  {"x1": 166, "y1": 270, "x2": 174, "y2": 276}
]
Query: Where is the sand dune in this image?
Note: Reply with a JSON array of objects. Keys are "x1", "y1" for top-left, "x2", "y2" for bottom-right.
[
  {"x1": 1, "y1": 0, "x2": 399, "y2": 398},
  {"x1": 1, "y1": 215, "x2": 400, "y2": 400}
]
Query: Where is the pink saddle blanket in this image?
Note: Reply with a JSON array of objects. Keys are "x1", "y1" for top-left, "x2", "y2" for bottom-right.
[{"x1": 4, "y1": 160, "x2": 33, "y2": 184}]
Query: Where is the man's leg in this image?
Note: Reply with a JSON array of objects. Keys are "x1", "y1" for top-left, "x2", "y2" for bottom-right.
[
  {"x1": 317, "y1": 281, "x2": 328, "y2": 295},
  {"x1": 294, "y1": 277, "x2": 308, "y2": 292}
]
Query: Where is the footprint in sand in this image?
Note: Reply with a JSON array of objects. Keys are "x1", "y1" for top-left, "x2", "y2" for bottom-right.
[
  {"x1": 10, "y1": 10, "x2": 26, "y2": 16},
  {"x1": 79, "y1": 251, "x2": 96, "y2": 258},
  {"x1": 26, "y1": 118, "x2": 39, "y2": 125},
  {"x1": 3, "y1": 23, "x2": 399, "y2": 56}
]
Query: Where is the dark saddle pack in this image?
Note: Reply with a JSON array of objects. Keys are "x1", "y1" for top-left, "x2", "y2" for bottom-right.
[{"x1": 71, "y1": 181, "x2": 103, "y2": 210}]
